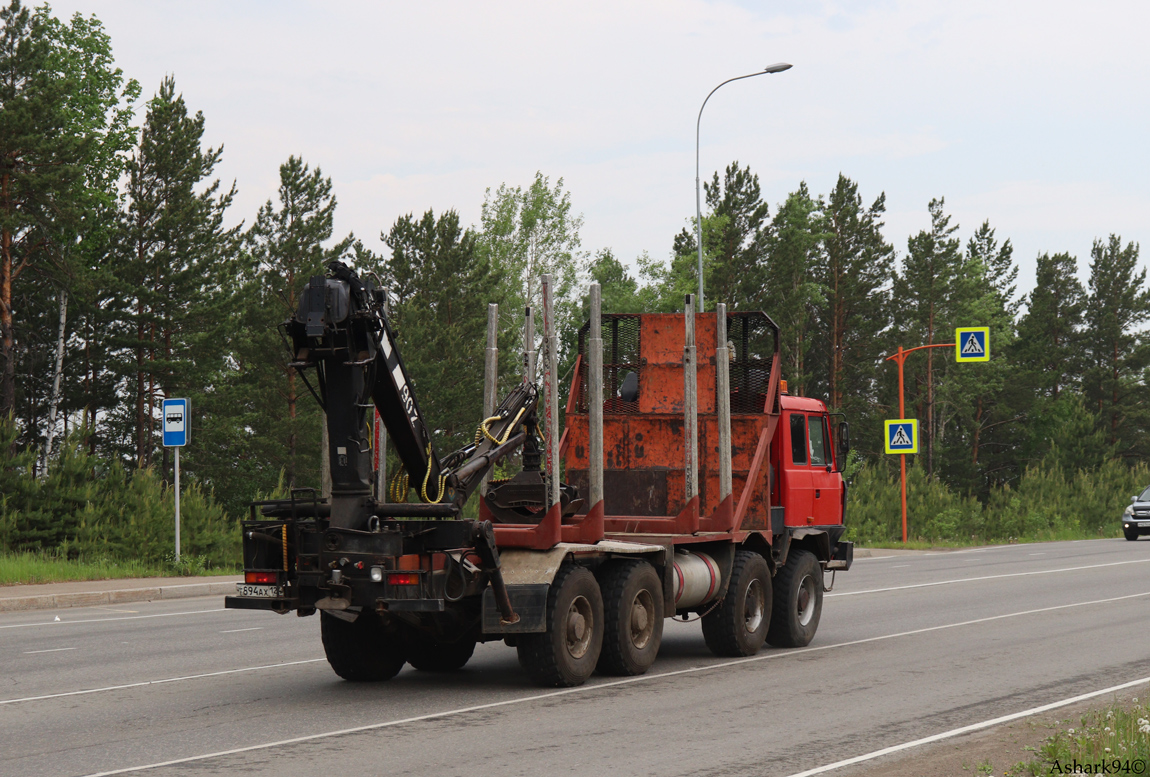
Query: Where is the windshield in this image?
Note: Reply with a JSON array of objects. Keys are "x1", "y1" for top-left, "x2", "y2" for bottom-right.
[{"x1": 1139, "y1": 486, "x2": 1150, "y2": 502}]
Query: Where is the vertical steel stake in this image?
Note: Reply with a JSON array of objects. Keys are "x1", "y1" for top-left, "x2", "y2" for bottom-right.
[
  {"x1": 542, "y1": 275, "x2": 560, "y2": 508},
  {"x1": 589, "y1": 284, "x2": 604, "y2": 509},
  {"x1": 523, "y1": 306, "x2": 535, "y2": 383},
  {"x1": 684, "y1": 295, "x2": 698, "y2": 502},
  {"x1": 374, "y1": 407, "x2": 387, "y2": 503},
  {"x1": 716, "y1": 303, "x2": 732, "y2": 501},
  {"x1": 481, "y1": 303, "x2": 499, "y2": 496}
]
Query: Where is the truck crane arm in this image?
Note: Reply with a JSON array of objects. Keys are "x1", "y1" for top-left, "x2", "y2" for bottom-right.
[{"x1": 283, "y1": 260, "x2": 543, "y2": 525}]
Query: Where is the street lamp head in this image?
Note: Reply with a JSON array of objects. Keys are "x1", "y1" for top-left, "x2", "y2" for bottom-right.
[{"x1": 763, "y1": 63, "x2": 793, "y2": 74}]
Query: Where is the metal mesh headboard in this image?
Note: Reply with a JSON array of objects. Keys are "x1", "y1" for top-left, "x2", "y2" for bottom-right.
[
  {"x1": 575, "y1": 314, "x2": 641, "y2": 414},
  {"x1": 725, "y1": 312, "x2": 779, "y2": 414}
]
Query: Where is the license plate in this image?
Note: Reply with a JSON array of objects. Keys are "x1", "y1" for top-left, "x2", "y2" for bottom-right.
[
  {"x1": 1138, "y1": 521, "x2": 1150, "y2": 527},
  {"x1": 235, "y1": 583, "x2": 282, "y2": 598}
]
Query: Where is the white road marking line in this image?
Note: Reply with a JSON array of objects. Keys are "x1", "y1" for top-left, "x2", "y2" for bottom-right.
[
  {"x1": 854, "y1": 555, "x2": 896, "y2": 560},
  {"x1": 891, "y1": 564, "x2": 909, "y2": 568},
  {"x1": 0, "y1": 609, "x2": 227, "y2": 630},
  {"x1": 77, "y1": 590, "x2": 1150, "y2": 776},
  {"x1": 782, "y1": 676, "x2": 1150, "y2": 777},
  {"x1": 219, "y1": 627, "x2": 262, "y2": 634},
  {"x1": 0, "y1": 658, "x2": 326, "y2": 706},
  {"x1": 22, "y1": 647, "x2": 77, "y2": 655},
  {"x1": 1029, "y1": 552, "x2": 1046, "y2": 556},
  {"x1": 826, "y1": 558, "x2": 1150, "y2": 597}
]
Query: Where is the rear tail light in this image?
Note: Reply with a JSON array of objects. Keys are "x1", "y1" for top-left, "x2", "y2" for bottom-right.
[
  {"x1": 387, "y1": 572, "x2": 420, "y2": 586},
  {"x1": 245, "y1": 571, "x2": 279, "y2": 584}
]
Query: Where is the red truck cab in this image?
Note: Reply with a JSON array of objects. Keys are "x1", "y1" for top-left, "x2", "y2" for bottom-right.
[{"x1": 775, "y1": 394, "x2": 846, "y2": 530}]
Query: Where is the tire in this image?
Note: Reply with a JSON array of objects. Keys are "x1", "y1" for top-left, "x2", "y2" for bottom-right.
[
  {"x1": 597, "y1": 560, "x2": 664, "y2": 676},
  {"x1": 320, "y1": 611, "x2": 406, "y2": 681},
  {"x1": 767, "y1": 549, "x2": 823, "y2": 648},
  {"x1": 517, "y1": 564, "x2": 604, "y2": 687},
  {"x1": 1125, "y1": 527, "x2": 1140, "y2": 541},
  {"x1": 702, "y1": 550, "x2": 771, "y2": 657},
  {"x1": 404, "y1": 631, "x2": 477, "y2": 672}
]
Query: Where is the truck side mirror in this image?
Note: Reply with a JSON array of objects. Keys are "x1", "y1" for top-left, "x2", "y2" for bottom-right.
[{"x1": 836, "y1": 421, "x2": 850, "y2": 471}]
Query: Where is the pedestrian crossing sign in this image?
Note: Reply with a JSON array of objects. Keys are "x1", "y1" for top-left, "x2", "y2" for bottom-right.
[
  {"x1": 955, "y1": 327, "x2": 990, "y2": 362},
  {"x1": 885, "y1": 419, "x2": 918, "y2": 454}
]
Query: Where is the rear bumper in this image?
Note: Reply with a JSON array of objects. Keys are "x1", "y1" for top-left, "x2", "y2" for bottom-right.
[
  {"x1": 225, "y1": 595, "x2": 296, "y2": 613},
  {"x1": 826, "y1": 540, "x2": 853, "y2": 571}
]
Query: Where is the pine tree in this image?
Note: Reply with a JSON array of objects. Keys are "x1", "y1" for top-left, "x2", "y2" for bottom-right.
[
  {"x1": 234, "y1": 155, "x2": 350, "y2": 491},
  {"x1": 894, "y1": 198, "x2": 962, "y2": 474},
  {"x1": 118, "y1": 76, "x2": 236, "y2": 475},
  {"x1": 936, "y1": 222, "x2": 1021, "y2": 490},
  {"x1": 761, "y1": 183, "x2": 824, "y2": 396},
  {"x1": 1081, "y1": 235, "x2": 1150, "y2": 454},
  {"x1": 0, "y1": 2, "x2": 136, "y2": 430},
  {"x1": 815, "y1": 174, "x2": 893, "y2": 414},
  {"x1": 1015, "y1": 252, "x2": 1084, "y2": 399},
  {"x1": 376, "y1": 209, "x2": 501, "y2": 454}
]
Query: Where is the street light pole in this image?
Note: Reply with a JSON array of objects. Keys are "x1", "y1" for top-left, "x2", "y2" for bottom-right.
[{"x1": 695, "y1": 63, "x2": 792, "y2": 313}]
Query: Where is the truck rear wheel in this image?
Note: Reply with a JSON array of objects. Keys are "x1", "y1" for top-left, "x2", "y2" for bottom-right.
[
  {"x1": 597, "y1": 560, "x2": 664, "y2": 676},
  {"x1": 320, "y1": 611, "x2": 406, "y2": 681},
  {"x1": 405, "y1": 631, "x2": 477, "y2": 672},
  {"x1": 702, "y1": 550, "x2": 771, "y2": 657},
  {"x1": 517, "y1": 564, "x2": 604, "y2": 687},
  {"x1": 767, "y1": 548, "x2": 823, "y2": 648}
]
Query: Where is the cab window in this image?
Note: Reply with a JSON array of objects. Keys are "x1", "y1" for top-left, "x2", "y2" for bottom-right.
[
  {"x1": 790, "y1": 413, "x2": 808, "y2": 464},
  {"x1": 808, "y1": 415, "x2": 827, "y2": 467}
]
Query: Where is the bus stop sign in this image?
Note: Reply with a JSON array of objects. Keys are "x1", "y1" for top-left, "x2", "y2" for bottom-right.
[{"x1": 162, "y1": 398, "x2": 189, "y2": 447}]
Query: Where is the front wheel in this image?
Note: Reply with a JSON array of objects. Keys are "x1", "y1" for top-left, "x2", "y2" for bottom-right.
[
  {"x1": 321, "y1": 611, "x2": 406, "y2": 681},
  {"x1": 702, "y1": 550, "x2": 771, "y2": 657},
  {"x1": 517, "y1": 564, "x2": 604, "y2": 687},
  {"x1": 1125, "y1": 527, "x2": 1141, "y2": 541},
  {"x1": 767, "y1": 549, "x2": 823, "y2": 648}
]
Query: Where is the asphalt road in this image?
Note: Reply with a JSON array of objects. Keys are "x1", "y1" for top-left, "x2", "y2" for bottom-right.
[{"x1": 2, "y1": 538, "x2": 1148, "y2": 777}]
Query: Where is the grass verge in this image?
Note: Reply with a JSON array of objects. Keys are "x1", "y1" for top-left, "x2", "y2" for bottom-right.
[
  {"x1": 1006, "y1": 697, "x2": 1150, "y2": 776},
  {"x1": 0, "y1": 551, "x2": 239, "y2": 587}
]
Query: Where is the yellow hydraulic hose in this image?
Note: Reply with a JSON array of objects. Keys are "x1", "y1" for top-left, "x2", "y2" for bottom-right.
[{"x1": 421, "y1": 442, "x2": 448, "y2": 504}]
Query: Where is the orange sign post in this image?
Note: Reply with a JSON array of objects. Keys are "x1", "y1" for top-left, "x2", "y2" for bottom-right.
[{"x1": 884, "y1": 342, "x2": 955, "y2": 543}]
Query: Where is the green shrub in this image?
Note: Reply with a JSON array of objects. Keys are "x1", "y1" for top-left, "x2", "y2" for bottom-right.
[
  {"x1": 845, "y1": 451, "x2": 1149, "y2": 546},
  {"x1": 0, "y1": 419, "x2": 240, "y2": 569}
]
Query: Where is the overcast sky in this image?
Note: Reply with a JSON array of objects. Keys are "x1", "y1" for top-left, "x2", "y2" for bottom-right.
[{"x1": 51, "y1": 0, "x2": 1150, "y2": 300}]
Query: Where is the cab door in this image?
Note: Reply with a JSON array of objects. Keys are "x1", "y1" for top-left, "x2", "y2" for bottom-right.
[
  {"x1": 781, "y1": 412, "x2": 815, "y2": 526},
  {"x1": 808, "y1": 413, "x2": 843, "y2": 526}
]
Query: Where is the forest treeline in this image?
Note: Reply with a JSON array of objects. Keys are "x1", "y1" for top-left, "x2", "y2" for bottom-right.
[{"x1": 2, "y1": 3, "x2": 1146, "y2": 561}]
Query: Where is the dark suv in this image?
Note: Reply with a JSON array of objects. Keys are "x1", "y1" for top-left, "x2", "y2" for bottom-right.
[{"x1": 1122, "y1": 486, "x2": 1150, "y2": 541}]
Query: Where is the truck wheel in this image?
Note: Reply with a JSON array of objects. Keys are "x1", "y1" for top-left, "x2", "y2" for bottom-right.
[
  {"x1": 597, "y1": 560, "x2": 664, "y2": 676},
  {"x1": 320, "y1": 611, "x2": 406, "y2": 681},
  {"x1": 701, "y1": 550, "x2": 771, "y2": 657},
  {"x1": 767, "y1": 548, "x2": 823, "y2": 648},
  {"x1": 405, "y1": 631, "x2": 477, "y2": 672},
  {"x1": 517, "y1": 564, "x2": 604, "y2": 687}
]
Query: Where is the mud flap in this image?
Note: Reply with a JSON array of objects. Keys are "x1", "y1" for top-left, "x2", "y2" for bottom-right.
[{"x1": 481, "y1": 584, "x2": 549, "y2": 634}]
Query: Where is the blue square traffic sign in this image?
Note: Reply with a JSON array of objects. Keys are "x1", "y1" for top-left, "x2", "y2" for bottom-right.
[
  {"x1": 884, "y1": 419, "x2": 918, "y2": 454},
  {"x1": 162, "y1": 398, "x2": 189, "y2": 447},
  {"x1": 955, "y1": 327, "x2": 990, "y2": 362}
]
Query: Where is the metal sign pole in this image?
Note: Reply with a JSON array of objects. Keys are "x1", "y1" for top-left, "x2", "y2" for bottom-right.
[
  {"x1": 162, "y1": 397, "x2": 189, "y2": 563},
  {"x1": 174, "y1": 446, "x2": 181, "y2": 562}
]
